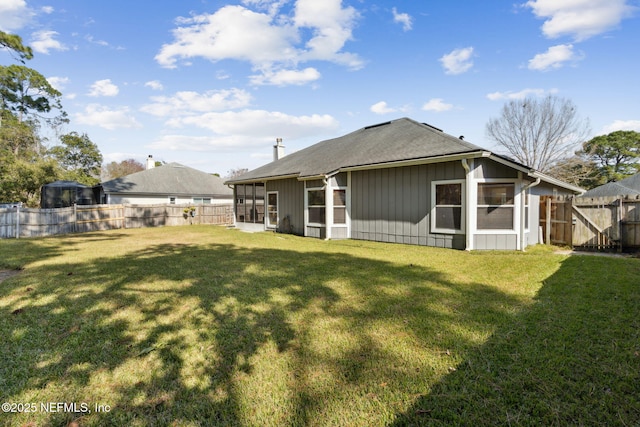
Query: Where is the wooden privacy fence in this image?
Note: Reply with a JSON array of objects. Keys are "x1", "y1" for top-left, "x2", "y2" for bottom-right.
[
  {"x1": 540, "y1": 195, "x2": 640, "y2": 251},
  {"x1": 0, "y1": 203, "x2": 234, "y2": 239}
]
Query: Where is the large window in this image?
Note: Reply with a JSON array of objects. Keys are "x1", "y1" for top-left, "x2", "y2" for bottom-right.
[
  {"x1": 432, "y1": 181, "x2": 463, "y2": 233},
  {"x1": 477, "y1": 183, "x2": 515, "y2": 230},
  {"x1": 235, "y1": 183, "x2": 265, "y2": 223},
  {"x1": 333, "y1": 189, "x2": 346, "y2": 224},
  {"x1": 307, "y1": 189, "x2": 325, "y2": 224}
]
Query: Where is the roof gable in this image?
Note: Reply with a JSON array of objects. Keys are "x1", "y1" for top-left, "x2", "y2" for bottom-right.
[
  {"x1": 227, "y1": 118, "x2": 484, "y2": 182},
  {"x1": 581, "y1": 173, "x2": 640, "y2": 197},
  {"x1": 101, "y1": 163, "x2": 232, "y2": 196}
]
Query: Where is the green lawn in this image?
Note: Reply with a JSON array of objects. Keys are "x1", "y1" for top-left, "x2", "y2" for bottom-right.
[{"x1": 0, "y1": 226, "x2": 638, "y2": 426}]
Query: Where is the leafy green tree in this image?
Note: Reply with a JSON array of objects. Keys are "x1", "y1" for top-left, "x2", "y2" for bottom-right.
[
  {"x1": 50, "y1": 132, "x2": 103, "y2": 185},
  {"x1": 0, "y1": 30, "x2": 33, "y2": 62},
  {"x1": 580, "y1": 130, "x2": 640, "y2": 183},
  {"x1": 0, "y1": 64, "x2": 67, "y2": 127}
]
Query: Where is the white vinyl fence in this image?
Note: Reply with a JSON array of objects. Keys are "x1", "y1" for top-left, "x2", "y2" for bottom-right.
[{"x1": 0, "y1": 203, "x2": 234, "y2": 239}]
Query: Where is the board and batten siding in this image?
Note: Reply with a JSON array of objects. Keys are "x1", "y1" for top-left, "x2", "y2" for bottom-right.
[
  {"x1": 350, "y1": 161, "x2": 466, "y2": 249},
  {"x1": 266, "y1": 178, "x2": 305, "y2": 235}
]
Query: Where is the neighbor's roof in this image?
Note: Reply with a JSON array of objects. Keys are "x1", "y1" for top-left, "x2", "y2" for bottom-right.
[
  {"x1": 581, "y1": 173, "x2": 640, "y2": 198},
  {"x1": 226, "y1": 118, "x2": 485, "y2": 183},
  {"x1": 101, "y1": 163, "x2": 232, "y2": 197},
  {"x1": 225, "y1": 117, "x2": 583, "y2": 194}
]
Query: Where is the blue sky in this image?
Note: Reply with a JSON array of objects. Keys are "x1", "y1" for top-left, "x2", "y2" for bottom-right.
[{"x1": 1, "y1": 0, "x2": 639, "y2": 176}]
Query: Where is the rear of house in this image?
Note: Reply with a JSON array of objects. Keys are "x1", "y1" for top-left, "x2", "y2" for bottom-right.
[{"x1": 227, "y1": 118, "x2": 583, "y2": 250}]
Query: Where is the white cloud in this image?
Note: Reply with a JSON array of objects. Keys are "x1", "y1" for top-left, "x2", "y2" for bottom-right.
[
  {"x1": 75, "y1": 104, "x2": 142, "y2": 130},
  {"x1": 439, "y1": 47, "x2": 474, "y2": 75},
  {"x1": 30, "y1": 30, "x2": 67, "y2": 54},
  {"x1": 0, "y1": 0, "x2": 33, "y2": 31},
  {"x1": 250, "y1": 67, "x2": 321, "y2": 86},
  {"x1": 156, "y1": 1, "x2": 362, "y2": 85},
  {"x1": 141, "y1": 88, "x2": 252, "y2": 117},
  {"x1": 149, "y1": 110, "x2": 339, "y2": 152},
  {"x1": 88, "y1": 79, "x2": 119, "y2": 97},
  {"x1": 370, "y1": 101, "x2": 396, "y2": 114},
  {"x1": 47, "y1": 76, "x2": 69, "y2": 91},
  {"x1": 525, "y1": 0, "x2": 637, "y2": 41},
  {"x1": 169, "y1": 109, "x2": 338, "y2": 137},
  {"x1": 421, "y1": 98, "x2": 453, "y2": 112},
  {"x1": 392, "y1": 7, "x2": 413, "y2": 31},
  {"x1": 602, "y1": 119, "x2": 640, "y2": 133},
  {"x1": 486, "y1": 88, "x2": 558, "y2": 100},
  {"x1": 144, "y1": 80, "x2": 164, "y2": 91},
  {"x1": 41, "y1": 6, "x2": 54, "y2": 14},
  {"x1": 528, "y1": 44, "x2": 581, "y2": 71}
]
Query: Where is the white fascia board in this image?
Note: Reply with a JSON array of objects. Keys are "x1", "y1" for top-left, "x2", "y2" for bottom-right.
[
  {"x1": 528, "y1": 171, "x2": 585, "y2": 194},
  {"x1": 340, "y1": 151, "x2": 488, "y2": 173}
]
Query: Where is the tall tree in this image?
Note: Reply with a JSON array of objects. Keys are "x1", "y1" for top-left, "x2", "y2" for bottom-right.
[
  {"x1": 580, "y1": 130, "x2": 640, "y2": 183},
  {"x1": 50, "y1": 132, "x2": 103, "y2": 185},
  {"x1": 102, "y1": 158, "x2": 145, "y2": 181},
  {"x1": 485, "y1": 95, "x2": 590, "y2": 172},
  {"x1": 0, "y1": 64, "x2": 67, "y2": 126},
  {"x1": 0, "y1": 31, "x2": 33, "y2": 62}
]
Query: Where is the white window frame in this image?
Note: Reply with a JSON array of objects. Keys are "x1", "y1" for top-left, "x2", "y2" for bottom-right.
[
  {"x1": 192, "y1": 197, "x2": 212, "y2": 204},
  {"x1": 169, "y1": 196, "x2": 176, "y2": 204},
  {"x1": 266, "y1": 191, "x2": 279, "y2": 229},
  {"x1": 332, "y1": 188, "x2": 348, "y2": 225},
  {"x1": 475, "y1": 180, "x2": 518, "y2": 234},
  {"x1": 431, "y1": 179, "x2": 465, "y2": 234},
  {"x1": 306, "y1": 187, "x2": 326, "y2": 226}
]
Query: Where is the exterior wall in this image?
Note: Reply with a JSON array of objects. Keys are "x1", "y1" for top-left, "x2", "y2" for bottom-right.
[
  {"x1": 473, "y1": 158, "x2": 518, "y2": 179},
  {"x1": 473, "y1": 234, "x2": 518, "y2": 250},
  {"x1": 107, "y1": 194, "x2": 232, "y2": 205},
  {"x1": 350, "y1": 161, "x2": 466, "y2": 249},
  {"x1": 266, "y1": 178, "x2": 305, "y2": 235}
]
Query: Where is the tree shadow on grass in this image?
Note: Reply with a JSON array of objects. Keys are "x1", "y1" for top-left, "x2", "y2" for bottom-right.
[
  {"x1": 390, "y1": 255, "x2": 640, "y2": 426},
  {"x1": 2, "y1": 238, "x2": 530, "y2": 426}
]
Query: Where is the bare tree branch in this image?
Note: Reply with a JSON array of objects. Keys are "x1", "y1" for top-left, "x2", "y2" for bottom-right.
[{"x1": 485, "y1": 95, "x2": 590, "y2": 172}]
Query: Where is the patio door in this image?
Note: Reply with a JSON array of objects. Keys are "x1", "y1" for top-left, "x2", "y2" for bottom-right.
[{"x1": 266, "y1": 191, "x2": 278, "y2": 229}]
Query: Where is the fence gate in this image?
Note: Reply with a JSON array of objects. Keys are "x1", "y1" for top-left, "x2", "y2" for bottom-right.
[
  {"x1": 540, "y1": 196, "x2": 639, "y2": 252},
  {"x1": 539, "y1": 196, "x2": 572, "y2": 246},
  {"x1": 571, "y1": 197, "x2": 622, "y2": 251}
]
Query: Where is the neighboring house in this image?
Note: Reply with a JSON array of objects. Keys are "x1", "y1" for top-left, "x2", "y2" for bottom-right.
[
  {"x1": 225, "y1": 118, "x2": 584, "y2": 250},
  {"x1": 98, "y1": 162, "x2": 233, "y2": 205},
  {"x1": 580, "y1": 173, "x2": 640, "y2": 198}
]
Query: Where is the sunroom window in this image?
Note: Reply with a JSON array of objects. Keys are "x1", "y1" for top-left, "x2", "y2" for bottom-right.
[
  {"x1": 477, "y1": 183, "x2": 515, "y2": 230},
  {"x1": 333, "y1": 189, "x2": 346, "y2": 224}
]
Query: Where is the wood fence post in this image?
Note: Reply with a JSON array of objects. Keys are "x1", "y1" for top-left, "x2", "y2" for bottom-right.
[
  {"x1": 546, "y1": 197, "x2": 551, "y2": 245},
  {"x1": 15, "y1": 204, "x2": 20, "y2": 239},
  {"x1": 618, "y1": 198, "x2": 623, "y2": 252}
]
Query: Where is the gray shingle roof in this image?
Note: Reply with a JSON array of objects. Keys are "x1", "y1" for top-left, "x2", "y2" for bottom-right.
[
  {"x1": 581, "y1": 173, "x2": 640, "y2": 197},
  {"x1": 101, "y1": 163, "x2": 232, "y2": 197},
  {"x1": 226, "y1": 118, "x2": 485, "y2": 183}
]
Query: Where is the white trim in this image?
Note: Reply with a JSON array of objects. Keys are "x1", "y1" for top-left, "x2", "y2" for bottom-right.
[
  {"x1": 305, "y1": 185, "x2": 325, "y2": 228},
  {"x1": 346, "y1": 171, "x2": 352, "y2": 238},
  {"x1": 325, "y1": 182, "x2": 332, "y2": 239},
  {"x1": 462, "y1": 159, "x2": 475, "y2": 251},
  {"x1": 266, "y1": 191, "x2": 278, "y2": 229},
  {"x1": 341, "y1": 151, "x2": 489, "y2": 173},
  {"x1": 431, "y1": 179, "x2": 466, "y2": 235}
]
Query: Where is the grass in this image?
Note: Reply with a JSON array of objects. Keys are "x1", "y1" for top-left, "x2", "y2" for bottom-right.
[{"x1": 0, "y1": 226, "x2": 638, "y2": 426}]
